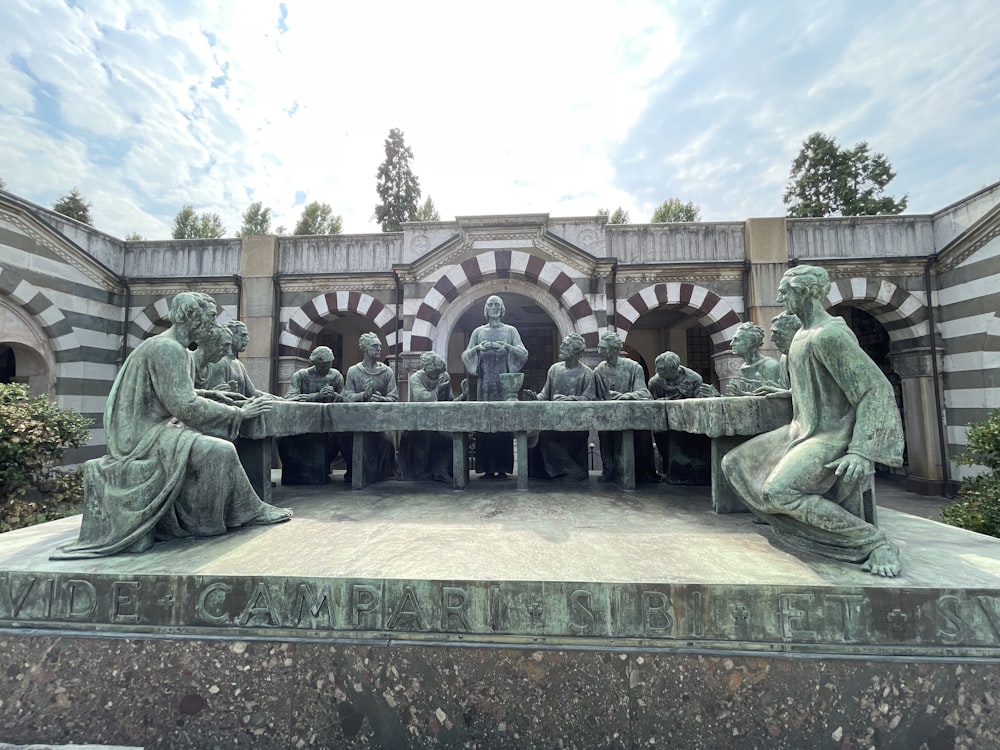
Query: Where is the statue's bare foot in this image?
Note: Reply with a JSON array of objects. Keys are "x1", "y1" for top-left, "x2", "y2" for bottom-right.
[
  {"x1": 247, "y1": 504, "x2": 293, "y2": 526},
  {"x1": 861, "y1": 543, "x2": 900, "y2": 577}
]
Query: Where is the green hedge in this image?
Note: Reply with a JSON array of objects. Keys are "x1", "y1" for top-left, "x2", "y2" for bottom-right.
[
  {"x1": 0, "y1": 382, "x2": 92, "y2": 532},
  {"x1": 942, "y1": 408, "x2": 1000, "y2": 538}
]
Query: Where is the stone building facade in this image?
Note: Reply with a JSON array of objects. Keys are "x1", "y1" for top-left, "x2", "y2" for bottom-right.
[{"x1": 3, "y1": 182, "x2": 1000, "y2": 496}]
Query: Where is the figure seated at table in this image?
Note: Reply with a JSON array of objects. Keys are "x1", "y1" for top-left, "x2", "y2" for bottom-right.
[
  {"x1": 727, "y1": 321, "x2": 783, "y2": 396},
  {"x1": 277, "y1": 345, "x2": 345, "y2": 485},
  {"x1": 399, "y1": 351, "x2": 466, "y2": 482},
  {"x1": 523, "y1": 333, "x2": 595, "y2": 481},
  {"x1": 342, "y1": 332, "x2": 399, "y2": 483},
  {"x1": 722, "y1": 265, "x2": 904, "y2": 577},
  {"x1": 594, "y1": 331, "x2": 660, "y2": 483},
  {"x1": 648, "y1": 351, "x2": 713, "y2": 485},
  {"x1": 52, "y1": 292, "x2": 291, "y2": 559}
]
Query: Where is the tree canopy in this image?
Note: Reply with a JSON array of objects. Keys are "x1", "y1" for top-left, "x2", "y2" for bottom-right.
[
  {"x1": 237, "y1": 201, "x2": 272, "y2": 237},
  {"x1": 599, "y1": 207, "x2": 630, "y2": 224},
  {"x1": 650, "y1": 198, "x2": 701, "y2": 223},
  {"x1": 171, "y1": 205, "x2": 225, "y2": 239},
  {"x1": 294, "y1": 201, "x2": 342, "y2": 235},
  {"x1": 53, "y1": 188, "x2": 93, "y2": 225},
  {"x1": 374, "y1": 128, "x2": 421, "y2": 232},
  {"x1": 415, "y1": 195, "x2": 441, "y2": 222},
  {"x1": 124, "y1": 232, "x2": 144, "y2": 241},
  {"x1": 783, "y1": 132, "x2": 908, "y2": 217}
]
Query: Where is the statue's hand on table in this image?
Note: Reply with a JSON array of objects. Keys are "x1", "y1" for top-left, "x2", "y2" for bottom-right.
[
  {"x1": 824, "y1": 453, "x2": 872, "y2": 486},
  {"x1": 240, "y1": 397, "x2": 273, "y2": 420}
]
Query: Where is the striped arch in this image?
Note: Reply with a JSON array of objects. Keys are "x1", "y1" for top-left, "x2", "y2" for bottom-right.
[
  {"x1": 127, "y1": 297, "x2": 235, "y2": 351},
  {"x1": 615, "y1": 282, "x2": 742, "y2": 353},
  {"x1": 279, "y1": 291, "x2": 397, "y2": 358},
  {"x1": 409, "y1": 250, "x2": 600, "y2": 351},
  {"x1": 826, "y1": 277, "x2": 929, "y2": 344},
  {"x1": 0, "y1": 265, "x2": 80, "y2": 375}
]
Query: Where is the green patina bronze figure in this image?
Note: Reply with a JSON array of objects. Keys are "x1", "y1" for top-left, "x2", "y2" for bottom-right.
[
  {"x1": 52, "y1": 292, "x2": 292, "y2": 559},
  {"x1": 721, "y1": 265, "x2": 904, "y2": 576}
]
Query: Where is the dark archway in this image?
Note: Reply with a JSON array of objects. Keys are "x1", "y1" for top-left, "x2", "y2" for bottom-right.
[{"x1": 626, "y1": 308, "x2": 718, "y2": 388}]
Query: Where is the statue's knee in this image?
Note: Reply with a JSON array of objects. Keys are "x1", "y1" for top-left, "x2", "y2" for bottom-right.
[{"x1": 760, "y1": 482, "x2": 795, "y2": 513}]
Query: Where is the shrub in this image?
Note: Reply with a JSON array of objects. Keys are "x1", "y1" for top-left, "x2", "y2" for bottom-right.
[
  {"x1": 942, "y1": 409, "x2": 1000, "y2": 538},
  {"x1": 0, "y1": 383, "x2": 92, "y2": 532}
]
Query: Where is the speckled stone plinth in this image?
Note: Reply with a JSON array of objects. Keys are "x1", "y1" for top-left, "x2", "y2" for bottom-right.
[{"x1": 2, "y1": 479, "x2": 1000, "y2": 748}]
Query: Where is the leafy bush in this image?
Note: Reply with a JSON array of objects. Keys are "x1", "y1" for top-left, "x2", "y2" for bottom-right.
[
  {"x1": 942, "y1": 409, "x2": 1000, "y2": 538},
  {"x1": 0, "y1": 383, "x2": 92, "y2": 532}
]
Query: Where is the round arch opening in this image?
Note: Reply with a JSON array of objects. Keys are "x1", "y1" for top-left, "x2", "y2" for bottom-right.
[{"x1": 625, "y1": 307, "x2": 718, "y2": 388}]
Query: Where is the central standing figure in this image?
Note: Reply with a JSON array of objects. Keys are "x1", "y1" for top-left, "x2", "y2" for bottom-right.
[{"x1": 461, "y1": 295, "x2": 529, "y2": 479}]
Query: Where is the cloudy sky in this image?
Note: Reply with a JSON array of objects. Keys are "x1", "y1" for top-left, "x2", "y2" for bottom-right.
[{"x1": 0, "y1": 0, "x2": 997, "y2": 239}]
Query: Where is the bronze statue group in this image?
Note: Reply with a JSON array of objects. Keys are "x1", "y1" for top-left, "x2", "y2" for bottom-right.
[{"x1": 53, "y1": 268, "x2": 905, "y2": 578}]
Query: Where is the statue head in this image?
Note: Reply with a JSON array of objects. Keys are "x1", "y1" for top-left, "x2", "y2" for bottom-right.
[
  {"x1": 225, "y1": 320, "x2": 250, "y2": 353},
  {"x1": 769, "y1": 312, "x2": 802, "y2": 355},
  {"x1": 559, "y1": 332, "x2": 586, "y2": 362},
  {"x1": 168, "y1": 292, "x2": 217, "y2": 341},
  {"x1": 309, "y1": 345, "x2": 335, "y2": 375},
  {"x1": 358, "y1": 332, "x2": 382, "y2": 360},
  {"x1": 655, "y1": 351, "x2": 681, "y2": 379},
  {"x1": 419, "y1": 351, "x2": 446, "y2": 378},
  {"x1": 197, "y1": 324, "x2": 232, "y2": 364},
  {"x1": 731, "y1": 321, "x2": 765, "y2": 358},
  {"x1": 597, "y1": 331, "x2": 623, "y2": 360},
  {"x1": 778, "y1": 265, "x2": 831, "y2": 315},
  {"x1": 483, "y1": 295, "x2": 505, "y2": 321}
]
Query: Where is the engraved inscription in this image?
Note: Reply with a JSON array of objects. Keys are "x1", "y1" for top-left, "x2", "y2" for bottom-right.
[
  {"x1": 642, "y1": 591, "x2": 674, "y2": 636},
  {"x1": 112, "y1": 581, "x2": 140, "y2": 624},
  {"x1": 195, "y1": 582, "x2": 232, "y2": 625},
  {"x1": 569, "y1": 589, "x2": 596, "y2": 635},
  {"x1": 936, "y1": 595, "x2": 967, "y2": 644},
  {"x1": 779, "y1": 593, "x2": 817, "y2": 642},
  {"x1": 386, "y1": 585, "x2": 428, "y2": 631},
  {"x1": 827, "y1": 594, "x2": 865, "y2": 643},
  {"x1": 442, "y1": 586, "x2": 471, "y2": 632},
  {"x1": 293, "y1": 583, "x2": 334, "y2": 629},
  {"x1": 352, "y1": 584, "x2": 380, "y2": 629}
]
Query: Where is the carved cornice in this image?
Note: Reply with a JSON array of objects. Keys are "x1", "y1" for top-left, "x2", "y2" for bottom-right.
[
  {"x1": 818, "y1": 260, "x2": 928, "y2": 279},
  {"x1": 614, "y1": 266, "x2": 743, "y2": 284},
  {"x1": 279, "y1": 276, "x2": 397, "y2": 293},
  {"x1": 0, "y1": 203, "x2": 121, "y2": 291},
  {"x1": 936, "y1": 202, "x2": 1000, "y2": 271},
  {"x1": 128, "y1": 283, "x2": 237, "y2": 297}
]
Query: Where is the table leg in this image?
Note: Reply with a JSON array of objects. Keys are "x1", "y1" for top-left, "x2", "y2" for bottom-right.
[
  {"x1": 617, "y1": 429, "x2": 636, "y2": 490},
  {"x1": 516, "y1": 431, "x2": 528, "y2": 490},
  {"x1": 236, "y1": 437, "x2": 273, "y2": 503},
  {"x1": 453, "y1": 432, "x2": 469, "y2": 490},
  {"x1": 711, "y1": 435, "x2": 751, "y2": 513},
  {"x1": 352, "y1": 432, "x2": 367, "y2": 490}
]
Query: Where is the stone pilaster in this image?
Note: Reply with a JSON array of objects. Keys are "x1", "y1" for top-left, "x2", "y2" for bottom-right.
[
  {"x1": 890, "y1": 347, "x2": 947, "y2": 495},
  {"x1": 240, "y1": 234, "x2": 279, "y2": 394},
  {"x1": 744, "y1": 218, "x2": 790, "y2": 361}
]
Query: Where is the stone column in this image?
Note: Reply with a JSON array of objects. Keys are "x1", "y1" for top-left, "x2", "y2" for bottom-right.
[
  {"x1": 744, "y1": 218, "x2": 790, "y2": 361},
  {"x1": 240, "y1": 234, "x2": 279, "y2": 394},
  {"x1": 890, "y1": 347, "x2": 947, "y2": 495}
]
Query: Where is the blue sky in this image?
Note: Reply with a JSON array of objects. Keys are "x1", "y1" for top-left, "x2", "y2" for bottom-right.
[{"x1": 0, "y1": 0, "x2": 997, "y2": 239}]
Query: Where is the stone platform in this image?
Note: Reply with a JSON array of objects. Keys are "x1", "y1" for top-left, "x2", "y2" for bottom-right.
[{"x1": 2, "y1": 479, "x2": 1000, "y2": 747}]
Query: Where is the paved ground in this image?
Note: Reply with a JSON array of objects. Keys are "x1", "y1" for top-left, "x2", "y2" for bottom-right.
[{"x1": 873, "y1": 477, "x2": 952, "y2": 519}]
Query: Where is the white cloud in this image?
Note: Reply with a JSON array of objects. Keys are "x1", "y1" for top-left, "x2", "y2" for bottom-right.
[{"x1": 0, "y1": 0, "x2": 996, "y2": 239}]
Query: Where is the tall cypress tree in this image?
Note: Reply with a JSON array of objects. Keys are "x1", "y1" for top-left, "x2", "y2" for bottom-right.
[{"x1": 374, "y1": 128, "x2": 421, "y2": 232}]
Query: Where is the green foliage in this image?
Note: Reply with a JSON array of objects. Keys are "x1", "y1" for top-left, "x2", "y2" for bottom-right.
[
  {"x1": 415, "y1": 195, "x2": 440, "y2": 222},
  {"x1": 942, "y1": 409, "x2": 1000, "y2": 538},
  {"x1": 375, "y1": 128, "x2": 421, "y2": 232},
  {"x1": 651, "y1": 198, "x2": 700, "y2": 223},
  {"x1": 599, "y1": 207, "x2": 630, "y2": 224},
  {"x1": 53, "y1": 187, "x2": 93, "y2": 225},
  {"x1": 783, "y1": 132, "x2": 908, "y2": 218},
  {"x1": 172, "y1": 205, "x2": 226, "y2": 239},
  {"x1": 124, "y1": 232, "x2": 144, "y2": 241},
  {"x1": 0, "y1": 383, "x2": 91, "y2": 532},
  {"x1": 237, "y1": 201, "x2": 272, "y2": 237},
  {"x1": 294, "y1": 201, "x2": 343, "y2": 235}
]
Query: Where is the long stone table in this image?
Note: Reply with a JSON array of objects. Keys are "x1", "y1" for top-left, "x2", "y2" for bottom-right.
[{"x1": 238, "y1": 397, "x2": 791, "y2": 504}]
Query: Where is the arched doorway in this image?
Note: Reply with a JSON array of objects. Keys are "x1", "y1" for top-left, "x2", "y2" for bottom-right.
[
  {"x1": 0, "y1": 299, "x2": 56, "y2": 396},
  {"x1": 312, "y1": 312, "x2": 388, "y2": 380}
]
